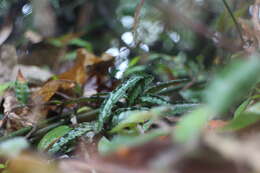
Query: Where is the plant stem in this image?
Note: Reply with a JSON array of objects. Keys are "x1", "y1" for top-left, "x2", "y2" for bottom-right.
[
  {"x1": 0, "y1": 109, "x2": 99, "y2": 142},
  {"x1": 222, "y1": 0, "x2": 245, "y2": 44},
  {"x1": 0, "y1": 127, "x2": 32, "y2": 142}
]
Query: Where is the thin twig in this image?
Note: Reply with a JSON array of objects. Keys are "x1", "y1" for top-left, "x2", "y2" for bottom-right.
[
  {"x1": 158, "y1": 81, "x2": 206, "y2": 95},
  {"x1": 222, "y1": 0, "x2": 245, "y2": 44},
  {"x1": 132, "y1": 0, "x2": 145, "y2": 45},
  {"x1": 160, "y1": 3, "x2": 242, "y2": 52}
]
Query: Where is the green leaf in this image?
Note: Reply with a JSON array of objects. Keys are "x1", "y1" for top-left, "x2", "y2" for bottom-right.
[
  {"x1": 234, "y1": 99, "x2": 251, "y2": 119},
  {"x1": 98, "y1": 130, "x2": 168, "y2": 155},
  {"x1": 110, "y1": 107, "x2": 170, "y2": 133},
  {"x1": 206, "y1": 56, "x2": 260, "y2": 114},
  {"x1": 222, "y1": 112, "x2": 260, "y2": 131},
  {"x1": 246, "y1": 102, "x2": 260, "y2": 115},
  {"x1": 128, "y1": 56, "x2": 140, "y2": 67},
  {"x1": 48, "y1": 122, "x2": 97, "y2": 154},
  {"x1": 174, "y1": 56, "x2": 260, "y2": 143},
  {"x1": 174, "y1": 106, "x2": 213, "y2": 143},
  {"x1": 98, "y1": 137, "x2": 112, "y2": 155},
  {"x1": 97, "y1": 74, "x2": 144, "y2": 131},
  {"x1": 0, "y1": 82, "x2": 13, "y2": 96},
  {"x1": 127, "y1": 81, "x2": 144, "y2": 105},
  {"x1": 76, "y1": 107, "x2": 92, "y2": 114},
  {"x1": 64, "y1": 51, "x2": 77, "y2": 61},
  {"x1": 110, "y1": 110, "x2": 150, "y2": 133},
  {"x1": 123, "y1": 65, "x2": 146, "y2": 77},
  {"x1": 139, "y1": 94, "x2": 171, "y2": 105},
  {"x1": 111, "y1": 107, "x2": 149, "y2": 126},
  {"x1": 14, "y1": 81, "x2": 30, "y2": 105},
  {"x1": 127, "y1": 74, "x2": 153, "y2": 105},
  {"x1": 37, "y1": 125, "x2": 72, "y2": 151},
  {"x1": 145, "y1": 79, "x2": 189, "y2": 94},
  {"x1": 0, "y1": 164, "x2": 5, "y2": 169},
  {"x1": 170, "y1": 103, "x2": 201, "y2": 114},
  {"x1": 69, "y1": 38, "x2": 92, "y2": 51}
]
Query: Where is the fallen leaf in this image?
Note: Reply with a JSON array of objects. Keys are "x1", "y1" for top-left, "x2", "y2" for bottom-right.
[
  {"x1": 58, "y1": 48, "x2": 114, "y2": 95},
  {"x1": 1, "y1": 71, "x2": 35, "y2": 132},
  {"x1": 32, "y1": 80, "x2": 76, "y2": 103},
  {"x1": 58, "y1": 49, "x2": 111, "y2": 86},
  {"x1": 2, "y1": 88, "x2": 48, "y2": 132},
  {"x1": 58, "y1": 49, "x2": 88, "y2": 85}
]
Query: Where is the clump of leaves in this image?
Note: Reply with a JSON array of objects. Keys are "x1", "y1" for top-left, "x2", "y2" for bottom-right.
[{"x1": 46, "y1": 73, "x2": 194, "y2": 154}]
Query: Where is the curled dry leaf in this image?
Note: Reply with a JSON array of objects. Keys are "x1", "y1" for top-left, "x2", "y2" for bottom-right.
[
  {"x1": 32, "y1": 80, "x2": 76, "y2": 103},
  {"x1": 58, "y1": 48, "x2": 110, "y2": 85},
  {"x1": 2, "y1": 90, "x2": 30, "y2": 132},
  {"x1": 58, "y1": 48, "x2": 114, "y2": 96},
  {"x1": 58, "y1": 49, "x2": 88, "y2": 85}
]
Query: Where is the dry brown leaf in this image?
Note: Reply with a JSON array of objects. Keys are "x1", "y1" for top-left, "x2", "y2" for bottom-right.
[
  {"x1": 58, "y1": 49, "x2": 107, "y2": 85},
  {"x1": 58, "y1": 50, "x2": 87, "y2": 85},
  {"x1": 2, "y1": 74, "x2": 75, "y2": 132},
  {"x1": 58, "y1": 48, "x2": 114, "y2": 93},
  {"x1": 2, "y1": 90, "x2": 47, "y2": 132},
  {"x1": 1, "y1": 49, "x2": 114, "y2": 132},
  {"x1": 32, "y1": 80, "x2": 76, "y2": 103},
  {"x1": 1, "y1": 71, "x2": 37, "y2": 132}
]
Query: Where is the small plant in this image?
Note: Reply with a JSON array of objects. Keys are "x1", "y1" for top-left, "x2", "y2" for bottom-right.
[{"x1": 47, "y1": 73, "x2": 196, "y2": 154}]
